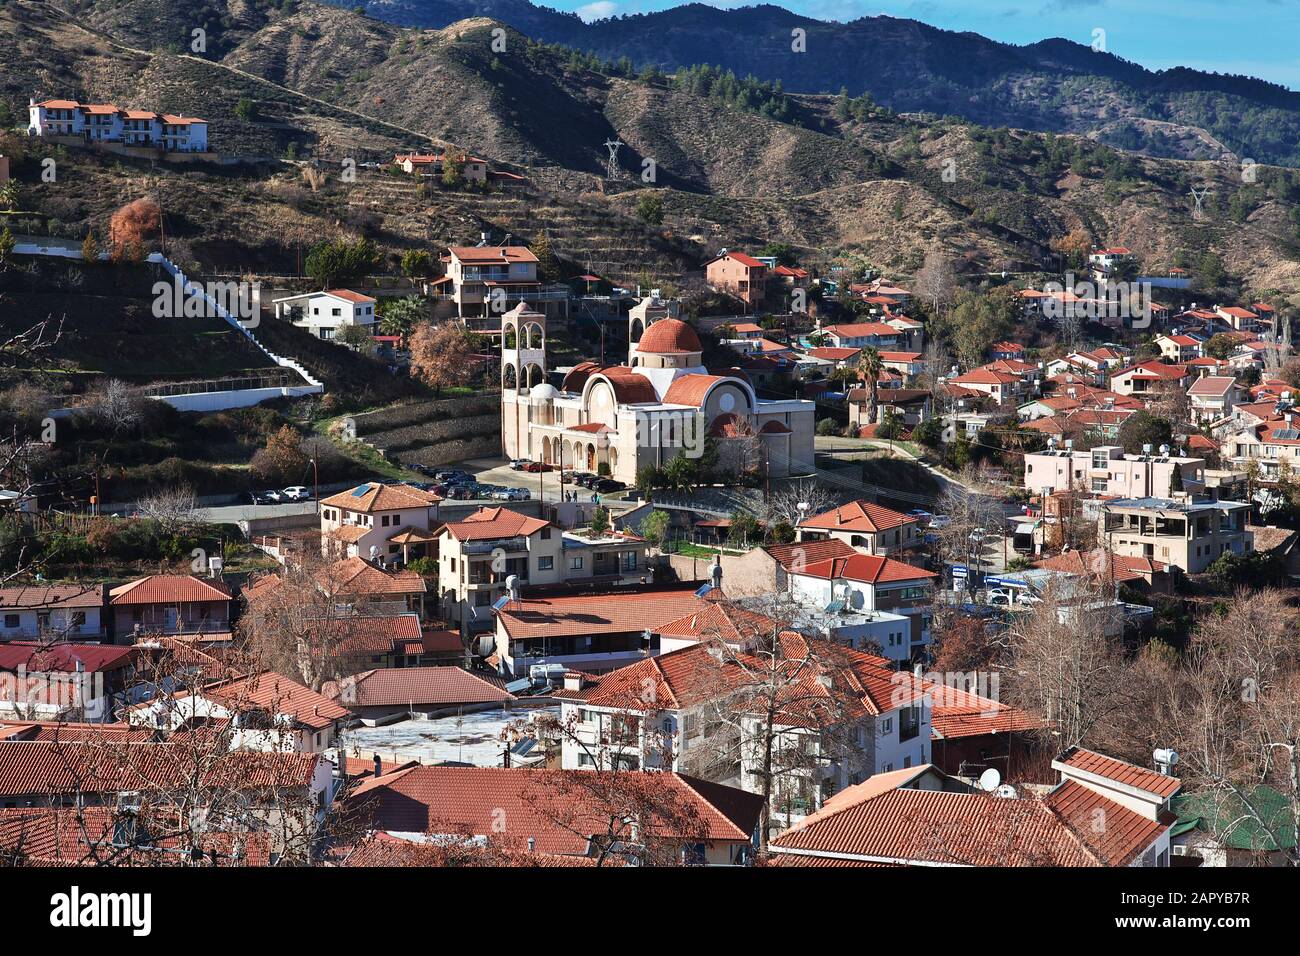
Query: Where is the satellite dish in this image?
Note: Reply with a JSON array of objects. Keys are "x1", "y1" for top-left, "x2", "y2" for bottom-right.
[
  {"x1": 995, "y1": 784, "x2": 1019, "y2": 800},
  {"x1": 978, "y1": 768, "x2": 1001, "y2": 792}
]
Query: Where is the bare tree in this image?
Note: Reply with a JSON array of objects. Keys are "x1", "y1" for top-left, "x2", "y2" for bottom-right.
[
  {"x1": 912, "y1": 249, "x2": 958, "y2": 321},
  {"x1": 764, "y1": 479, "x2": 835, "y2": 528},
  {"x1": 137, "y1": 485, "x2": 200, "y2": 535}
]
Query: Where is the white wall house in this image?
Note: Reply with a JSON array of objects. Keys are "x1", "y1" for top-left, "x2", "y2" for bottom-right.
[
  {"x1": 28, "y1": 99, "x2": 208, "y2": 151},
  {"x1": 273, "y1": 290, "x2": 377, "y2": 341}
]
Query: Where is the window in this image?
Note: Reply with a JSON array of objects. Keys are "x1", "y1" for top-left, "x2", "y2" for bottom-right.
[
  {"x1": 621, "y1": 551, "x2": 637, "y2": 571},
  {"x1": 899, "y1": 706, "x2": 921, "y2": 742},
  {"x1": 2, "y1": 614, "x2": 17, "y2": 628},
  {"x1": 540, "y1": 528, "x2": 551, "y2": 540},
  {"x1": 879, "y1": 716, "x2": 893, "y2": 735},
  {"x1": 538, "y1": 556, "x2": 554, "y2": 571},
  {"x1": 570, "y1": 556, "x2": 584, "y2": 570}
]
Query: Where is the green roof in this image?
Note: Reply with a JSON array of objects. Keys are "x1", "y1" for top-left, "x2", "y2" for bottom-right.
[{"x1": 1171, "y1": 787, "x2": 1297, "y2": 852}]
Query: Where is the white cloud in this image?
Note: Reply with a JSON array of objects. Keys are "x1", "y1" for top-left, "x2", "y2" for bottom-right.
[{"x1": 576, "y1": 1, "x2": 618, "y2": 21}]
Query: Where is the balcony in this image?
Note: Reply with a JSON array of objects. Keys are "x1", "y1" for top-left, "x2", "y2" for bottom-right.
[{"x1": 462, "y1": 537, "x2": 528, "y2": 554}]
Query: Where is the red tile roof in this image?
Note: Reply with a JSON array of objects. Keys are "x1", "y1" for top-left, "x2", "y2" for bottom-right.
[
  {"x1": 320, "y1": 482, "x2": 441, "y2": 512},
  {"x1": 764, "y1": 538, "x2": 858, "y2": 571},
  {"x1": 0, "y1": 741, "x2": 321, "y2": 797},
  {"x1": 800, "y1": 499, "x2": 917, "y2": 535},
  {"x1": 636, "y1": 319, "x2": 703, "y2": 354},
  {"x1": 326, "y1": 667, "x2": 512, "y2": 709},
  {"x1": 109, "y1": 575, "x2": 232, "y2": 606},
  {"x1": 663, "y1": 374, "x2": 727, "y2": 407},
  {"x1": 343, "y1": 765, "x2": 762, "y2": 852},
  {"x1": 497, "y1": 586, "x2": 708, "y2": 640},
  {"x1": 717, "y1": 251, "x2": 765, "y2": 269},
  {"x1": 324, "y1": 289, "x2": 377, "y2": 304},
  {"x1": 182, "y1": 670, "x2": 350, "y2": 730},
  {"x1": 0, "y1": 641, "x2": 135, "y2": 674},
  {"x1": 1054, "y1": 746, "x2": 1181, "y2": 798},
  {"x1": 0, "y1": 585, "x2": 102, "y2": 610},
  {"x1": 448, "y1": 246, "x2": 538, "y2": 264},
  {"x1": 440, "y1": 506, "x2": 550, "y2": 542},
  {"x1": 798, "y1": 553, "x2": 936, "y2": 585}
]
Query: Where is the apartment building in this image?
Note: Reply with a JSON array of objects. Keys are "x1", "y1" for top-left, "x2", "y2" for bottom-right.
[
  {"x1": 704, "y1": 251, "x2": 769, "y2": 308},
  {"x1": 1023, "y1": 444, "x2": 1205, "y2": 497},
  {"x1": 1100, "y1": 493, "x2": 1253, "y2": 574},
  {"x1": 438, "y1": 507, "x2": 561, "y2": 633},
  {"x1": 28, "y1": 98, "x2": 209, "y2": 152},
  {"x1": 440, "y1": 246, "x2": 545, "y2": 322}
]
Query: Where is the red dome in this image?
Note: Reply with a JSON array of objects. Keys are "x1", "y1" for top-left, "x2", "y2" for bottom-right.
[{"x1": 636, "y1": 319, "x2": 702, "y2": 354}]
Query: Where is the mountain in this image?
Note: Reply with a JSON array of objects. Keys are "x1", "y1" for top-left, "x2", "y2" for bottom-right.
[
  {"x1": 4, "y1": 0, "x2": 1300, "y2": 297},
  {"x1": 316, "y1": 0, "x2": 1300, "y2": 169}
]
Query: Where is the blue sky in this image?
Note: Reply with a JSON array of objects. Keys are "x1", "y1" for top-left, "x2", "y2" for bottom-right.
[{"x1": 561, "y1": 0, "x2": 1300, "y2": 91}]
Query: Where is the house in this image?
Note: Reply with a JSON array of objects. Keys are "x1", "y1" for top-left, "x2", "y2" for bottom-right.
[
  {"x1": 1100, "y1": 493, "x2": 1253, "y2": 574},
  {"x1": 491, "y1": 583, "x2": 711, "y2": 678},
  {"x1": 1032, "y1": 548, "x2": 1171, "y2": 593},
  {"x1": 945, "y1": 367, "x2": 1023, "y2": 405},
  {"x1": 0, "y1": 741, "x2": 333, "y2": 846},
  {"x1": 554, "y1": 638, "x2": 935, "y2": 817},
  {"x1": 1215, "y1": 305, "x2": 1260, "y2": 332},
  {"x1": 1187, "y1": 376, "x2": 1244, "y2": 424},
  {"x1": 437, "y1": 507, "x2": 561, "y2": 633},
  {"x1": 770, "y1": 747, "x2": 1177, "y2": 867},
  {"x1": 849, "y1": 388, "x2": 931, "y2": 429},
  {"x1": 340, "y1": 763, "x2": 763, "y2": 865},
  {"x1": 393, "y1": 152, "x2": 440, "y2": 174},
  {"x1": 1171, "y1": 786, "x2": 1296, "y2": 867},
  {"x1": 319, "y1": 481, "x2": 442, "y2": 563},
  {"x1": 126, "y1": 670, "x2": 350, "y2": 753},
  {"x1": 704, "y1": 251, "x2": 769, "y2": 308},
  {"x1": 1088, "y1": 247, "x2": 1137, "y2": 278},
  {"x1": 108, "y1": 575, "x2": 233, "y2": 638},
  {"x1": 28, "y1": 98, "x2": 209, "y2": 152},
  {"x1": 990, "y1": 341, "x2": 1024, "y2": 361},
  {"x1": 1155, "y1": 334, "x2": 1203, "y2": 363},
  {"x1": 325, "y1": 666, "x2": 513, "y2": 724},
  {"x1": 246, "y1": 557, "x2": 428, "y2": 620},
  {"x1": 1109, "y1": 360, "x2": 1188, "y2": 398},
  {"x1": 786, "y1": 552, "x2": 936, "y2": 661},
  {"x1": 0, "y1": 642, "x2": 137, "y2": 722},
  {"x1": 1023, "y1": 444, "x2": 1204, "y2": 498},
  {"x1": 819, "y1": 322, "x2": 901, "y2": 350},
  {"x1": 325, "y1": 615, "x2": 464, "y2": 670},
  {"x1": 272, "y1": 290, "x2": 376, "y2": 341},
  {"x1": 796, "y1": 500, "x2": 922, "y2": 556},
  {"x1": 0, "y1": 586, "x2": 105, "y2": 641},
  {"x1": 442, "y1": 246, "x2": 543, "y2": 321}
]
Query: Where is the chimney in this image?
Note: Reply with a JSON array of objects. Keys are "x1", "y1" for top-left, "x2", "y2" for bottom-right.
[
  {"x1": 710, "y1": 555, "x2": 723, "y2": 590},
  {"x1": 527, "y1": 837, "x2": 536, "y2": 853},
  {"x1": 373, "y1": 753, "x2": 382, "y2": 779},
  {"x1": 563, "y1": 672, "x2": 585, "y2": 693}
]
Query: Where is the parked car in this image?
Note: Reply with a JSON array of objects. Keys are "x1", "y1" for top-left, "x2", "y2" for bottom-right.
[
  {"x1": 523, "y1": 461, "x2": 553, "y2": 473},
  {"x1": 928, "y1": 515, "x2": 952, "y2": 530},
  {"x1": 574, "y1": 473, "x2": 599, "y2": 488},
  {"x1": 445, "y1": 485, "x2": 474, "y2": 500},
  {"x1": 260, "y1": 489, "x2": 284, "y2": 503},
  {"x1": 282, "y1": 486, "x2": 312, "y2": 501},
  {"x1": 594, "y1": 478, "x2": 626, "y2": 493},
  {"x1": 245, "y1": 491, "x2": 273, "y2": 505},
  {"x1": 986, "y1": 588, "x2": 1041, "y2": 608},
  {"x1": 509, "y1": 459, "x2": 530, "y2": 471},
  {"x1": 504, "y1": 488, "x2": 531, "y2": 501},
  {"x1": 907, "y1": 509, "x2": 933, "y2": 526},
  {"x1": 435, "y1": 470, "x2": 469, "y2": 482}
]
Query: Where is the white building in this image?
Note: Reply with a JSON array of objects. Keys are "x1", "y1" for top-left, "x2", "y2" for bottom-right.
[
  {"x1": 273, "y1": 289, "x2": 377, "y2": 341},
  {"x1": 28, "y1": 98, "x2": 208, "y2": 152}
]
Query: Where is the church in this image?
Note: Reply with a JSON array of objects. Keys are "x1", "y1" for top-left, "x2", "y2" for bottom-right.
[{"x1": 500, "y1": 298, "x2": 816, "y2": 485}]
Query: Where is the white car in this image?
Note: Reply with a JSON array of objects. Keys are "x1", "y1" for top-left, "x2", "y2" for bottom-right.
[
  {"x1": 282, "y1": 486, "x2": 311, "y2": 501},
  {"x1": 986, "y1": 588, "x2": 1041, "y2": 608},
  {"x1": 928, "y1": 515, "x2": 952, "y2": 530}
]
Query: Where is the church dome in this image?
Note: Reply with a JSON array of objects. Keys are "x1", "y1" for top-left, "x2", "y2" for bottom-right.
[{"x1": 636, "y1": 318, "x2": 702, "y2": 354}]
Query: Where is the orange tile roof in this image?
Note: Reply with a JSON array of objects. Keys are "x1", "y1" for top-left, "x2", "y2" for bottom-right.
[
  {"x1": 764, "y1": 538, "x2": 859, "y2": 571},
  {"x1": 109, "y1": 574, "x2": 231, "y2": 606},
  {"x1": 320, "y1": 482, "x2": 441, "y2": 512},
  {"x1": 440, "y1": 506, "x2": 550, "y2": 542},
  {"x1": 0, "y1": 585, "x2": 102, "y2": 610},
  {"x1": 1054, "y1": 746, "x2": 1181, "y2": 798},
  {"x1": 320, "y1": 557, "x2": 427, "y2": 597},
  {"x1": 324, "y1": 288, "x2": 377, "y2": 304},
  {"x1": 448, "y1": 246, "x2": 538, "y2": 265},
  {"x1": 496, "y1": 586, "x2": 709, "y2": 640},
  {"x1": 343, "y1": 765, "x2": 762, "y2": 852},
  {"x1": 800, "y1": 499, "x2": 917, "y2": 535},
  {"x1": 1044, "y1": 779, "x2": 1173, "y2": 865},
  {"x1": 186, "y1": 670, "x2": 350, "y2": 730},
  {"x1": 662, "y1": 374, "x2": 728, "y2": 407},
  {"x1": 326, "y1": 666, "x2": 511, "y2": 709},
  {"x1": 798, "y1": 553, "x2": 936, "y2": 585},
  {"x1": 637, "y1": 318, "x2": 703, "y2": 354}
]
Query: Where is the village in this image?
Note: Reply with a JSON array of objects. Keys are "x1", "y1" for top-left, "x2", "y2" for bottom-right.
[{"x1": 1, "y1": 83, "x2": 1299, "y2": 881}]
